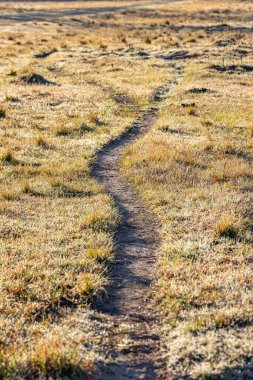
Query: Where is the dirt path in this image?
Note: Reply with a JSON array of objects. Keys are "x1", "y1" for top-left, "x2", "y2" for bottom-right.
[{"x1": 92, "y1": 66, "x2": 183, "y2": 379}]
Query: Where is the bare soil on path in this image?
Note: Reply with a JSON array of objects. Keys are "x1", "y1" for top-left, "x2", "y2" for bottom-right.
[{"x1": 92, "y1": 66, "x2": 183, "y2": 379}]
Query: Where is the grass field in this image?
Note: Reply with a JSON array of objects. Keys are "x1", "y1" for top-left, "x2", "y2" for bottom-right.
[
  {"x1": 0, "y1": 0, "x2": 252, "y2": 379},
  {"x1": 121, "y1": 1, "x2": 253, "y2": 377}
]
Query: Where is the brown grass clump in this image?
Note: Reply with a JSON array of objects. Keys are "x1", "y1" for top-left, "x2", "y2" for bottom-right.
[
  {"x1": 80, "y1": 206, "x2": 119, "y2": 232},
  {"x1": 215, "y1": 215, "x2": 238, "y2": 239},
  {"x1": 144, "y1": 35, "x2": 152, "y2": 44},
  {"x1": 34, "y1": 135, "x2": 49, "y2": 148},
  {"x1": 0, "y1": 107, "x2": 6, "y2": 118},
  {"x1": 187, "y1": 106, "x2": 197, "y2": 116},
  {"x1": 1, "y1": 148, "x2": 15, "y2": 164}
]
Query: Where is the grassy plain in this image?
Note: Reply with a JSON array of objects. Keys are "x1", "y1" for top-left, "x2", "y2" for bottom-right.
[
  {"x1": 0, "y1": 0, "x2": 252, "y2": 378},
  {"x1": 0, "y1": 1, "x2": 173, "y2": 377},
  {"x1": 121, "y1": 0, "x2": 253, "y2": 378}
]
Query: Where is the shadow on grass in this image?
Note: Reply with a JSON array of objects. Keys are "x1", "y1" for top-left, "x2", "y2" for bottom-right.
[
  {"x1": 3, "y1": 364, "x2": 90, "y2": 380},
  {"x1": 200, "y1": 362, "x2": 253, "y2": 380}
]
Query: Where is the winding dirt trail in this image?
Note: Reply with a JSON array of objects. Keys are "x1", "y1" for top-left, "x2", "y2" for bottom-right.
[{"x1": 92, "y1": 66, "x2": 183, "y2": 379}]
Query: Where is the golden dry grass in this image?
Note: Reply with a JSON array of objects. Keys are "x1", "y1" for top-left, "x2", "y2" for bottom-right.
[
  {"x1": 121, "y1": 1, "x2": 253, "y2": 378},
  {"x1": 0, "y1": 3, "x2": 173, "y2": 377},
  {"x1": 0, "y1": 0, "x2": 253, "y2": 378}
]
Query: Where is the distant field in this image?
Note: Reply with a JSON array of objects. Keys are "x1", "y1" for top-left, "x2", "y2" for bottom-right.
[
  {"x1": 0, "y1": 0, "x2": 252, "y2": 379},
  {"x1": 0, "y1": 1, "x2": 135, "y2": 13}
]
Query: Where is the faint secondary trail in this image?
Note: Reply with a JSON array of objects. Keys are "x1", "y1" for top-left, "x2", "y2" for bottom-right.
[
  {"x1": 92, "y1": 66, "x2": 183, "y2": 380},
  {"x1": 0, "y1": 0, "x2": 184, "y2": 24}
]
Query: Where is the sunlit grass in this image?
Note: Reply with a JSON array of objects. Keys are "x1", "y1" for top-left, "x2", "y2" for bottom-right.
[
  {"x1": 122, "y1": 56, "x2": 253, "y2": 378},
  {"x1": 1, "y1": 0, "x2": 253, "y2": 377}
]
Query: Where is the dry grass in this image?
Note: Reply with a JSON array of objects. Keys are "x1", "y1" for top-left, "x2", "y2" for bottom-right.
[
  {"x1": 0, "y1": 2, "x2": 173, "y2": 377},
  {"x1": 0, "y1": 0, "x2": 253, "y2": 378},
  {"x1": 121, "y1": 1, "x2": 253, "y2": 377}
]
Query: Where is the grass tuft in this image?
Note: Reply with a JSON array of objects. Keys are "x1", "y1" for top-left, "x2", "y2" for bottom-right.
[
  {"x1": 54, "y1": 126, "x2": 71, "y2": 137},
  {"x1": 0, "y1": 107, "x2": 6, "y2": 118},
  {"x1": 8, "y1": 69, "x2": 17, "y2": 77},
  {"x1": 144, "y1": 35, "x2": 152, "y2": 44},
  {"x1": 215, "y1": 215, "x2": 238, "y2": 239},
  {"x1": 21, "y1": 181, "x2": 35, "y2": 195},
  {"x1": 188, "y1": 106, "x2": 197, "y2": 116},
  {"x1": 1, "y1": 188, "x2": 20, "y2": 200},
  {"x1": 81, "y1": 207, "x2": 119, "y2": 233},
  {"x1": 34, "y1": 135, "x2": 49, "y2": 148},
  {"x1": 1, "y1": 149, "x2": 15, "y2": 164}
]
